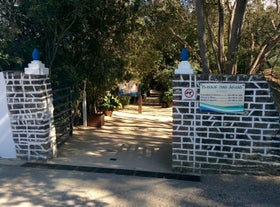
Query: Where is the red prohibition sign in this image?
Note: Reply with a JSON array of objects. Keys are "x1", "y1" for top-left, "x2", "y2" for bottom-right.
[{"x1": 184, "y1": 88, "x2": 194, "y2": 98}]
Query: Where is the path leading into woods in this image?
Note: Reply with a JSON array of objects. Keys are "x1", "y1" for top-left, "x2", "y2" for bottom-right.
[{"x1": 50, "y1": 105, "x2": 173, "y2": 173}]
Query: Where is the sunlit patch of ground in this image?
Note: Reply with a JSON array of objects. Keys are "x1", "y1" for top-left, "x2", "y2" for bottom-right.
[
  {"x1": 117, "y1": 104, "x2": 172, "y2": 117},
  {"x1": 49, "y1": 105, "x2": 173, "y2": 173}
]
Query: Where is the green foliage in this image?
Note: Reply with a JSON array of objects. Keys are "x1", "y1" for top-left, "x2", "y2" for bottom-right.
[
  {"x1": 1, "y1": 0, "x2": 279, "y2": 123},
  {"x1": 101, "y1": 92, "x2": 122, "y2": 111},
  {"x1": 162, "y1": 88, "x2": 173, "y2": 103},
  {"x1": 119, "y1": 96, "x2": 131, "y2": 108},
  {"x1": 195, "y1": 0, "x2": 280, "y2": 74},
  {"x1": 0, "y1": 1, "x2": 28, "y2": 71}
]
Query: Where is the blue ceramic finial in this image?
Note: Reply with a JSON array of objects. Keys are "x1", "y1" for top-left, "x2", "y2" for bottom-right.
[
  {"x1": 32, "y1": 48, "x2": 40, "y2": 60},
  {"x1": 181, "y1": 48, "x2": 189, "y2": 61}
]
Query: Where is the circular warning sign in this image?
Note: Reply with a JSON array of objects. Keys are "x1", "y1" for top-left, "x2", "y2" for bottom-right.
[{"x1": 182, "y1": 88, "x2": 196, "y2": 100}]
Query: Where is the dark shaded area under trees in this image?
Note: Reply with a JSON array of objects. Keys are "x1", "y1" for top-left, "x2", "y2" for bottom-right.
[{"x1": 0, "y1": 0, "x2": 279, "y2": 124}]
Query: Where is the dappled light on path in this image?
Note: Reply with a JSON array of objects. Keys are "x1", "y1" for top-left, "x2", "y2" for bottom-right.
[{"x1": 50, "y1": 105, "x2": 173, "y2": 173}]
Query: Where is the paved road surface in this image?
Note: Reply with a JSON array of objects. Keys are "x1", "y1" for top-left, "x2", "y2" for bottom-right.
[{"x1": 0, "y1": 164, "x2": 280, "y2": 206}]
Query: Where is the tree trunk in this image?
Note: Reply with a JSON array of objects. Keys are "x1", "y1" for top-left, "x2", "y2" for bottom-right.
[
  {"x1": 195, "y1": 0, "x2": 210, "y2": 74},
  {"x1": 205, "y1": 8, "x2": 219, "y2": 73},
  {"x1": 218, "y1": 0, "x2": 225, "y2": 73},
  {"x1": 225, "y1": 0, "x2": 247, "y2": 74},
  {"x1": 45, "y1": 14, "x2": 77, "y2": 73},
  {"x1": 249, "y1": 34, "x2": 280, "y2": 74}
]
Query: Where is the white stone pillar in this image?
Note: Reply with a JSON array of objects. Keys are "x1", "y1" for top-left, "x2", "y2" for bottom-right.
[{"x1": 0, "y1": 72, "x2": 16, "y2": 158}]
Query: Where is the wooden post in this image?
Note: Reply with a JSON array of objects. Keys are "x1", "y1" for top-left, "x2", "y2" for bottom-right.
[{"x1": 138, "y1": 84, "x2": 142, "y2": 114}]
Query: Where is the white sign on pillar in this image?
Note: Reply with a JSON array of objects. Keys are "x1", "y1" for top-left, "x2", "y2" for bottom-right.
[
  {"x1": 182, "y1": 87, "x2": 196, "y2": 101},
  {"x1": 0, "y1": 72, "x2": 16, "y2": 158}
]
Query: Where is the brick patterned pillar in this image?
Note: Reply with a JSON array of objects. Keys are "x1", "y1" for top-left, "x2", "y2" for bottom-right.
[
  {"x1": 4, "y1": 72, "x2": 56, "y2": 160},
  {"x1": 172, "y1": 74, "x2": 280, "y2": 175}
]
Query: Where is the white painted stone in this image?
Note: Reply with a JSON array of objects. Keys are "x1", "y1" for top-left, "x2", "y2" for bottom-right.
[
  {"x1": 24, "y1": 60, "x2": 49, "y2": 76},
  {"x1": 172, "y1": 74, "x2": 280, "y2": 174},
  {"x1": 0, "y1": 72, "x2": 16, "y2": 158},
  {"x1": 175, "y1": 61, "x2": 194, "y2": 74},
  {"x1": 3, "y1": 73, "x2": 57, "y2": 160}
]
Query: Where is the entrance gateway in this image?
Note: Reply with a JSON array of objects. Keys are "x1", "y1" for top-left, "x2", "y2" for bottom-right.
[
  {"x1": 172, "y1": 48, "x2": 280, "y2": 175},
  {"x1": 0, "y1": 48, "x2": 279, "y2": 175},
  {"x1": 172, "y1": 73, "x2": 280, "y2": 175}
]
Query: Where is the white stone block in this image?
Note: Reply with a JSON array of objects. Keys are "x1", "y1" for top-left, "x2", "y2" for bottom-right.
[
  {"x1": 175, "y1": 61, "x2": 194, "y2": 74},
  {"x1": 24, "y1": 60, "x2": 49, "y2": 76}
]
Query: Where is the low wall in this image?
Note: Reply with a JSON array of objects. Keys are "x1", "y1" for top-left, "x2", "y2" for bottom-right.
[
  {"x1": 3, "y1": 72, "x2": 56, "y2": 160},
  {"x1": 172, "y1": 74, "x2": 280, "y2": 175}
]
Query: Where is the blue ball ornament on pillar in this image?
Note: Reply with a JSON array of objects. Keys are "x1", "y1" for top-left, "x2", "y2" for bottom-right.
[
  {"x1": 181, "y1": 48, "x2": 189, "y2": 61},
  {"x1": 32, "y1": 48, "x2": 40, "y2": 61}
]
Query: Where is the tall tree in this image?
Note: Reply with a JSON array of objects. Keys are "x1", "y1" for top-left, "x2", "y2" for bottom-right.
[
  {"x1": 225, "y1": 0, "x2": 247, "y2": 74},
  {"x1": 18, "y1": 0, "x2": 80, "y2": 71},
  {"x1": 218, "y1": 0, "x2": 225, "y2": 73},
  {"x1": 195, "y1": 0, "x2": 210, "y2": 74},
  {"x1": 0, "y1": 0, "x2": 26, "y2": 70},
  {"x1": 247, "y1": 0, "x2": 280, "y2": 74},
  {"x1": 194, "y1": 0, "x2": 280, "y2": 75}
]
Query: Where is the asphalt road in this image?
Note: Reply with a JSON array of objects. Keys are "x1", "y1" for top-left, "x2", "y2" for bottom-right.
[{"x1": 0, "y1": 163, "x2": 280, "y2": 207}]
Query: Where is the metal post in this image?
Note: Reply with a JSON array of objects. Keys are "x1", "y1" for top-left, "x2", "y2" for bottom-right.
[
  {"x1": 68, "y1": 88, "x2": 73, "y2": 136},
  {"x1": 82, "y1": 80, "x2": 87, "y2": 127}
]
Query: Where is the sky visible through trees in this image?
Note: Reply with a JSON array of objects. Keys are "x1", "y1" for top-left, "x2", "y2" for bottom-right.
[{"x1": 0, "y1": 0, "x2": 279, "y2": 118}]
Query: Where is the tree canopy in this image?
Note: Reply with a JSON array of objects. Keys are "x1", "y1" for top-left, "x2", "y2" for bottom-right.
[{"x1": 0, "y1": 0, "x2": 279, "y2": 117}]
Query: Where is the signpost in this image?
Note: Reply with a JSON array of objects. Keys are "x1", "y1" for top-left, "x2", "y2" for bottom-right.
[
  {"x1": 199, "y1": 83, "x2": 245, "y2": 113},
  {"x1": 119, "y1": 80, "x2": 142, "y2": 114},
  {"x1": 119, "y1": 80, "x2": 139, "y2": 97}
]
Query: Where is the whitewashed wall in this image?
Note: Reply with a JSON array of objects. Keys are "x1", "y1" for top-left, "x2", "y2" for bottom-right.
[
  {"x1": 0, "y1": 72, "x2": 16, "y2": 158},
  {"x1": 172, "y1": 74, "x2": 280, "y2": 175},
  {"x1": 2, "y1": 72, "x2": 56, "y2": 160}
]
